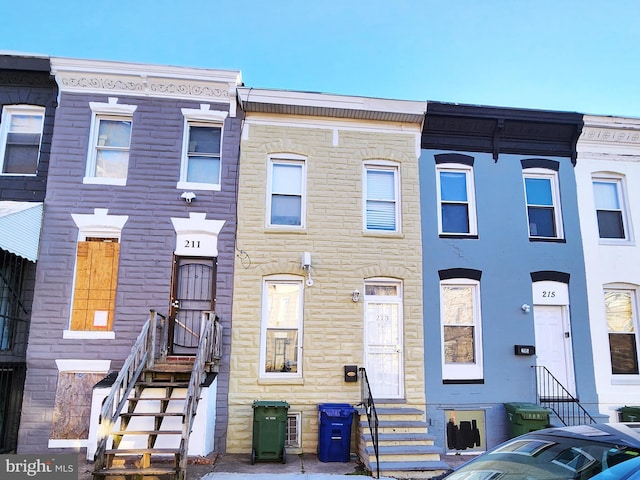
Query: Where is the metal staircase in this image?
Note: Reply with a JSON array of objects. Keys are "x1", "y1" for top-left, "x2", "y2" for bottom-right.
[
  {"x1": 356, "y1": 369, "x2": 449, "y2": 479},
  {"x1": 92, "y1": 310, "x2": 222, "y2": 480},
  {"x1": 534, "y1": 366, "x2": 596, "y2": 426}
]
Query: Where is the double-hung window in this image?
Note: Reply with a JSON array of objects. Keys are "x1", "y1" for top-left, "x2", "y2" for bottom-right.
[
  {"x1": 86, "y1": 100, "x2": 137, "y2": 185},
  {"x1": 593, "y1": 176, "x2": 629, "y2": 241},
  {"x1": 440, "y1": 276, "x2": 483, "y2": 380},
  {"x1": 178, "y1": 107, "x2": 228, "y2": 190},
  {"x1": 364, "y1": 163, "x2": 400, "y2": 232},
  {"x1": 0, "y1": 105, "x2": 45, "y2": 175},
  {"x1": 605, "y1": 287, "x2": 640, "y2": 376},
  {"x1": 523, "y1": 167, "x2": 563, "y2": 239},
  {"x1": 260, "y1": 276, "x2": 304, "y2": 377},
  {"x1": 267, "y1": 156, "x2": 305, "y2": 228},
  {"x1": 437, "y1": 163, "x2": 477, "y2": 236}
]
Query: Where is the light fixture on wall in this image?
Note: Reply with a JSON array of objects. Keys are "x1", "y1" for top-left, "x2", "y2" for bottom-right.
[
  {"x1": 351, "y1": 289, "x2": 360, "y2": 302},
  {"x1": 521, "y1": 304, "x2": 531, "y2": 313},
  {"x1": 181, "y1": 191, "x2": 196, "y2": 203}
]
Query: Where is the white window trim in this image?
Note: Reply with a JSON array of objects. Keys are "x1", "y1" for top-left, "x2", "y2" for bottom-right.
[
  {"x1": 593, "y1": 173, "x2": 634, "y2": 245},
  {"x1": 266, "y1": 154, "x2": 307, "y2": 229},
  {"x1": 177, "y1": 106, "x2": 228, "y2": 191},
  {"x1": 84, "y1": 98, "x2": 137, "y2": 186},
  {"x1": 363, "y1": 161, "x2": 401, "y2": 234},
  {"x1": 440, "y1": 278, "x2": 483, "y2": 380},
  {"x1": 604, "y1": 284, "x2": 640, "y2": 381},
  {"x1": 0, "y1": 104, "x2": 45, "y2": 176},
  {"x1": 259, "y1": 275, "x2": 304, "y2": 379},
  {"x1": 286, "y1": 412, "x2": 301, "y2": 448},
  {"x1": 523, "y1": 168, "x2": 564, "y2": 239},
  {"x1": 436, "y1": 163, "x2": 477, "y2": 236}
]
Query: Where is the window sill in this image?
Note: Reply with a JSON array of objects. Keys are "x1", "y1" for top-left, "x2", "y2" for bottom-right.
[
  {"x1": 83, "y1": 177, "x2": 126, "y2": 186},
  {"x1": 443, "y1": 379, "x2": 485, "y2": 385},
  {"x1": 63, "y1": 330, "x2": 115, "y2": 340},
  {"x1": 529, "y1": 237, "x2": 566, "y2": 243},
  {"x1": 258, "y1": 377, "x2": 305, "y2": 386},
  {"x1": 598, "y1": 239, "x2": 636, "y2": 246},
  {"x1": 176, "y1": 181, "x2": 221, "y2": 191},
  {"x1": 439, "y1": 234, "x2": 479, "y2": 239},
  {"x1": 611, "y1": 375, "x2": 640, "y2": 385},
  {"x1": 265, "y1": 227, "x2": 307, "y2": 234},
  {"x1": 0, "y1": 172, "x2": 37, "y2": 177}
]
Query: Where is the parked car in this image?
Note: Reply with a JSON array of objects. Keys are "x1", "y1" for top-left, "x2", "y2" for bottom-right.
[
  {"x1": 443, "y1": 424, "x2": 640, "y2": 479},
  {"x1": 590, "y1": 455, "x2": 640, "y2": 480}
]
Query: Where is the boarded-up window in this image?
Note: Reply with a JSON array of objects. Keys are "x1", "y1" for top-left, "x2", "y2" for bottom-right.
[
  {"x1": 50, "y1": 371, "x2": 104, "y2": 439},
  {"x1": 71, "y1": 238, "x2": 119, "y2": 331}
]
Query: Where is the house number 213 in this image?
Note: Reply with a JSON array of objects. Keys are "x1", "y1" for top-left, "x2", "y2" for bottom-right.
[{"x1": 184, "y1": 240, "x2": 201, "y2": 248}]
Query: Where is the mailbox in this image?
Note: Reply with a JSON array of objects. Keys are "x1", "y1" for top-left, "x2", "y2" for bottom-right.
[{"x1": 514, "y1": 345, "x2": 536, "y2": 356}]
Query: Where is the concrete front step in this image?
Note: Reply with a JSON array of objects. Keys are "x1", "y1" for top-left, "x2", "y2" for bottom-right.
[
  {"x1": 367, "y1": 444, "x2": 443, "y2": 463},
  {"x1": 365, "y1": 419, "x2": 430, "y2": 435},
  {"x1": 370, "y1": 460, "x2": 451, "y2": 479},
  {"x1": 363, "y1": 432, "x2": 437, "y2": 447},
  {"x1": 358, "y1": 406, "x2": 426, "y2": 422}
]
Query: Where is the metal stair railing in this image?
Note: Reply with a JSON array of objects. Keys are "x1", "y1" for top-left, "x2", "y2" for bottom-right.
[
  {"x1": 359, "y1": 367, "x2": 380, "y2": 479},
  {"x1": 534, "y1": 365, "x2": 596, "y2": 426},
  {"x1": 93, "y1": 309, "x2": 165, "y2": 471},
  {"x1": 178, "y1": 311, "x2": 220, "y2": 480}
]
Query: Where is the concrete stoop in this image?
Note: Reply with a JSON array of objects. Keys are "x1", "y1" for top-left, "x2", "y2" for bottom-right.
[{"x1": 356, "y1": 406, "x2": 450, "y2": 479}]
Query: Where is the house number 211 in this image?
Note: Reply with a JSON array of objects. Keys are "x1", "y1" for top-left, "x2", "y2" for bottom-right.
[{"x1": 184, "y1": 240, "x2": 201, "y2": 248}]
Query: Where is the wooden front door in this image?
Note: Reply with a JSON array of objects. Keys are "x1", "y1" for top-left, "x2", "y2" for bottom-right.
[{"x1": 169, "y1": 257, "x2": 216, "y2": 355}]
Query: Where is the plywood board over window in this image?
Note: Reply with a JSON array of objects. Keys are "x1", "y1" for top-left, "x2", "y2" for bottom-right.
[
  {"x1": 71, "y1": 238, "x2": 120, "y2": 331},
  {"x1": 50, "y1": 372, "x2": 104, "y2": 440}
]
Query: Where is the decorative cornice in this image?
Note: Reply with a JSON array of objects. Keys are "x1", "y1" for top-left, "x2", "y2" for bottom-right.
[
  {"x1": 580, "y1": 126, "x2": 640, "y2": 146},
  {"x1": 0, "y1": 70, "x2": 55, "y2": 88}
]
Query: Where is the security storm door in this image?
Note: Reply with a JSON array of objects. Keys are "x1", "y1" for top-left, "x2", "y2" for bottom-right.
[
  {"x1": 169, "y1": 257, "x2": 215, "y2": 355},
  {"x1": 364, "y1": 281, "x2": 404, "y2": 399},
  {"x1": 533, "y1": 304, "x2": 576, "y2": 397}
]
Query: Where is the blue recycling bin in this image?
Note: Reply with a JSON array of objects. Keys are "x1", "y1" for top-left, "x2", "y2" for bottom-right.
[{"x1": 317, "y1": 403, "x2": 355, "y2": 462}]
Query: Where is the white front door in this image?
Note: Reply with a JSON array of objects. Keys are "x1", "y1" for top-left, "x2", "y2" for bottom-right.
[
  {"x1": 364, "y1": 281, "x2": 404, "y2": 399},
  {"x1": 534, "y1": 304, "x2": 576, "y2": 396}
]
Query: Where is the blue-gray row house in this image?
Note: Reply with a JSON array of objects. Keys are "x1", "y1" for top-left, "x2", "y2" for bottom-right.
[
  {"x1": 16, "y1": 57, "x2": 242, "y2": 457},
  {"x1": 0, "y1": 53, "x2": 57, "y2": 452},
  {"x1": 419, "y1": 102, "x2": 603, "y2": 456}
]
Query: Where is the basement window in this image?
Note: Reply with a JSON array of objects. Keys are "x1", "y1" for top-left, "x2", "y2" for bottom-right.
[{"x1": 286, "y1": 413, "x2": 301, "y2": 448}]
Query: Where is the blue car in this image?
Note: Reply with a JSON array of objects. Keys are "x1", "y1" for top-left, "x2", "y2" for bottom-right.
[{"x1": 443, "y1": 424, "x2": 640, "y2": 479}]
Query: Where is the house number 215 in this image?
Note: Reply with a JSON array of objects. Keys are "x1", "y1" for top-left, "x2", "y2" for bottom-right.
[
  {"x1": 184, "y1": 240, "x2": 201, "y2": 248},
  {"x1": 542, "y1": 291, "x2": 556, "y2": 298}
]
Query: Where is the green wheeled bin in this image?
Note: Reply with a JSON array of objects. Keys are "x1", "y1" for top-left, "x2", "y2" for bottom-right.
[
  {"x1": 619, "y1": 406, "x2": 640, "y2": 422},
  {"x1": 251, "y1": 400, "x2": 290, "y2": 464},
  {"x1": 504, "y1": 402, "x2": 550, "y2": 438}
]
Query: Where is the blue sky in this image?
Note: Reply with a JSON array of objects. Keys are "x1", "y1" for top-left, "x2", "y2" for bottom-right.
[{"x1": 2, "y1": 0, "x2": 639, "y2": 117}]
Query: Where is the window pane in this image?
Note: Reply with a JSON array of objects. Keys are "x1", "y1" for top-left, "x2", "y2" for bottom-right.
[
  {"x1": 609, "y1": 333, "x2": 639, "y2": 375},
  {"x1": 593, "y1": 182, "x2": 620, "y2": 210},
  {"x1": 3, "y1": 144, "x2": 39, "y2": 174},
  {"x1": 442, "y1": 204, "x2": 470, "y2": 233},
  {"x1": 265, "y1": 282, "x2": 301, "y2": 374},
  {"x1": 365, "y1": 284, "x2": 398, "y2": 296},
  {"x1": 265, "y1": 329, "x2": 298, "y2": 373},
  {"x1": 605, "y1": 291, "x2": 634, "y2": 333},
  {"x1": 273, "y1": 164, "x2": 302, "y2": 194},
  {"x1": 525, "y1": 178, "x2": 553, "y2": 206},
  {"x1": 367, "y1": 170, "x2": 395, "y2": 200},
  {"x1": 3, "y1": 113, "x2": 43, "y2": 174},
  {"x1": 9, "y1": 114, "x2": 41, "y2": 133},
  {"x1": 444, "y1": 326, "x2": 475, "y2": 363},
  {"x1": 366, "y1": 200, "x2": 396, "y2": 230},
  {"x1": 442, "y1": 286, "x2": 474, "y2": 325},
  {"x1": 440, "y1": 171, "x2": 467, "y2": 202},
  {"x1": 187, "y1": 156, "x2": 220, "y2": 184},
  {"x1": 95, "y1": 150, "x2": 129, "y2": 178},
  {"x1": 271, "y1": 195, "x2": 301, "y2": 226},
  {"x1": 597, "y1": 210, "x2": 625, "y2": 239},
  {"x1": 528, "y1": 206, "x2": 556, "y2": 237},
  {"x1": 189, "y1": 126, "x2": 221, "y2": 154},
  {"x1": 97, "y1": 120, "x2": 131, "y2": 147}
]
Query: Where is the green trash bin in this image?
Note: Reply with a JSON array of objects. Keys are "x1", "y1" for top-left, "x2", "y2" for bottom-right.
[
  {"x1": 619, "y1": 406, "x2": 640, "y2": 422},
  {"x1": 251, "y1": 400, "x2": 290, "y2": 464},
  {"x1": 504, "y1": 402, "x2": 550, "y2": 438}
]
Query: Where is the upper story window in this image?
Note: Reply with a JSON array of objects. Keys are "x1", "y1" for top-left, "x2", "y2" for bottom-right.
[
  {"x1": 593, "y1": 175, "x2": 630, "y2": 242},
  {"x1": 0, "y1": 105, "x2": 45, "y2": 175},
  {"x1": 260, "y1": 276, "x2": 304, "y2": 378},
  {"x1": 364, "y1": 162, "x2": 400, "y2": 233},
  {"x1": 522, "y1": 162, "x2": 563, "y2": 240},
  {"x1": 267, "y1": 155, "x2": 306, "y2": 228},
  {"x1": 436, "y1": 157, "x2": 477, "y2": 236},
  {"x1": 440, "y1": 269, "x2": 483, "y2": 381},
  {"x1": 178, "y1": 106, "x2": 228, "y2": 191},
  {"x1": 604, "y1": 286, "x2": 640, "y2": 376},
  {"x1": 85, "y1": 99, "x2": 137, "y2": 186}
]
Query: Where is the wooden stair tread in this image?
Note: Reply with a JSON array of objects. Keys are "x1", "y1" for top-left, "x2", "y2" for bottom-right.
[
  {"x1": 94, "y1": 466, "x2": 178, "y2": 476},
  {"x1": 112, "y1": 430, "x2": 182, "y2": 435},
  {"x1": 105, "y1": 448, "x2": 180, "y2": 455},
  {"x1": 120, "y1": 412, "x2": 184, "y2": 417},
  {"x1": 137, "y1": 381, "x2": 189, "y2": 387}
]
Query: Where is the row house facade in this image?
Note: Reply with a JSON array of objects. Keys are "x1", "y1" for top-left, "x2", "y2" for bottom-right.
[
  {"x1": 419, "y1": 103, "x2": 603, "y2": 455},
  {"x1": 16, "y1": 57, "x2": 242, "y2": 455},
  {"x1": 575, "y1": 116, "x2": 640, "y2": 421},
  {"x1": 0, "y1": 54, "x2": 57, "y2": 452}
]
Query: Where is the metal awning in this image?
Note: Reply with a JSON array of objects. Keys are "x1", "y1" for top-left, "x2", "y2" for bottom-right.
[{"x1": 0, "y1": 202, "x2": 43, "y2": 262}]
